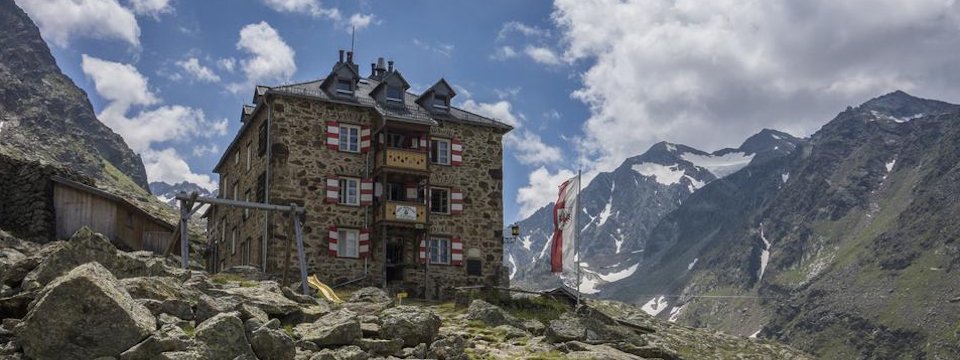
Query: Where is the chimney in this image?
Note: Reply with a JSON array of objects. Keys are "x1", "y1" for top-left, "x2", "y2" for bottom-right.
[
  {"x1": 388, "y1": 60, "x2": 394, "y2": 73},
  {"x1": 370, "y1": 63, "x2": 376, "y2": 77},
  {"x1": 338, "y1": 50, "x2": 344, "y2": 63},
  {"x1": 375, "y1": 57, "x2": 386, "y2": 77},
  {"x1": 346, "y1": 51, "x2": 354, "y2": 64}
]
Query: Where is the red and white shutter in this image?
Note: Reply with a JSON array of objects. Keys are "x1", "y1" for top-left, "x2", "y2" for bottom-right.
[
  {"x1": 405, "y1": 182, "x2": 419, "y2": 202},
  {"x1": 419, "y1": 136, "x2": 428, "y2": 149},
  {"x1": 326, "y1": 121, "x2": 339, "y2": 150},
  {"x1": 451, "y1": 138, "x2": 464, "y2": 166},
  {"x1": 418, "y1": 236, "x2": 427, "y2": 264},
  {"x1": 328, "y1": 226, "x2": 338, "y2": 257},
  {"x1": 451, "y1": 236, "x2": 463, "y2": 266},
  {"x1": 360, "y1": 126, "x2": 371, "y2": 153},
  {"x1": 359, "y1": 229, "x2": 370, "y2": 258},
  {"x1": 360, "y1": 179, "x2": 374, "y2": 206},
  {"x1": 325, "y1": 175, "x2": 339, "y2": 204},
  {"x1": 451, "y1": 187, "x2": 464, "y2": 215}
]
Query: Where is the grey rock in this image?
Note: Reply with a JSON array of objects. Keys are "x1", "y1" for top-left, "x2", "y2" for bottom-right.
[
  {"x1": 398, "y1": 343, "x2": 427, "y2": 359},
  {"x1": 250, "y1": 326, "x2": 296, "y2": 360},
  {"x1": 464, "y1": 299, "x2": 519, "y2": 327},
  {"x1": 354, "y1": 338, "x2": 403, "y2": 356},
  {"x1": 212, "y1": 281, "x2": 300, "y2": 316},
  {"x1": 219, "y1": 265, "x2": 265, "y2": 281},
  {"x1": 194, "y1": 294, "x2": 239, "y2": 323},
  {"x1": 194, "y1": 312, "x2": 256, "y2": 360},
  {"x1": 379, "y1": 306, "x2": 441, "y2": 347},
  {"x1": 494, "y1": 324, "x2": 529, "y2": 340},
  {"x1": 120, "y1": 276, "x2": 200, "y2": 303},
  {"x1": 521, "y1": 319, "x2": 546, "y2": 335},
  {"x1": 545, "y1": 314, "x2": 587, "y2": 343},
  {"x1": 310, "y1": 345, "x2": 368, "y2": 360},
  {"x1": 345, "y1": 287, "x2": 393, "y2": 310},
  {"x1": 563, "y1": 341, "x2": 643, "y2": 360},
  {"x1": 360, "y1": 322, "x2": 380, "y2": 338},
  {"x1": 294, "y1": 309, "x2": 361, "y2": 347},
  {"x1": 16, "y1": 262, "x2": 156, "y2": 359},
  {"x1": 429, "y1": 335, "x2": 467, "y2": 360},
  {"x1": 119, "y1": 324, "x2": 194, "y2": 360}
]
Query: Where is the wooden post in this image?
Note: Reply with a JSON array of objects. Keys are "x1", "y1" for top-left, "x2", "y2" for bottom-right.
[
  {"x1": 282, "y1": 209, "x2": 294, "y2": 286},
  {"x1": 179, "y1": 200, "x2": 189, "y2": 269},
  {"x1": 293, "y1": 207, "x2": 309, "y2": 295}
]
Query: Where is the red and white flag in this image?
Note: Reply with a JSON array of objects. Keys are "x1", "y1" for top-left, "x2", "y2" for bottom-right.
[{"x1": 550, "y1": 175, "x2": 580, "y2": 278}]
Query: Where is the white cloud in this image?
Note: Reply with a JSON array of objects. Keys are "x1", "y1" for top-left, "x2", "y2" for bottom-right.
[
  {"x1": 494, "y1": 87, "x2": 521, "y2": 100},
  {"x1": 506, "y1": 131, "x2": 564, "y2": 166},
  {"x1": 459, "y1": 99, "x2": 521, "y2": 127},
  {"x1": 524, "y1": 46, "x2": 562, "y2": 66},
  {"x1": 553, "y1": 0, "x2": 960, "y2": 173},
  {"x1": 498, "y1": 21, "x2": 549, "y2": 41},
  {"x1": 176, "y1": 58, "x2": 221, "y2": 83},
  {"x1": 192, "y1": 144, "x2": 220, "y2": 157},
  {"x1": 261, "y1": 0, "x2": 339, "y2": 20},
  {"x1": 217, "y1": 58, "x2": 237, "y2": 72},
  {"x1": 143, "y1": 148, "x2": 217, "y2": 191},
  {"x1": 80, "y1": 55, "x2": 225, "y2": 191},
  {"x1": 413, "y1": 38, "x2": 454, "y2": 57},
  {"x1": 517, "y1": 167, "x2": 576, "y2": 219},
  {"x1": 16, "y1": 0, "x2": 140, "y2": 47},
  {"x1": 126, "y1": 0, "x2": 171, "y2": 17},
  {"x1": 229, "y1": 22, "x2": 296, "y2": 92},
  {"x1": 349, "y1": 13, "x2": 376, "y2": 30},
  {"x1": 490, "y1": 46, "x2": 519, "y2": 61}
]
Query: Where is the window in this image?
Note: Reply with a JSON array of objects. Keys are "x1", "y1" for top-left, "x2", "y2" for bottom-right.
[
  {"x1": 231, "y1": 229, "x2": 237, "y2": 255},
  {"x1": 388, "y1": 133, "x2": 405, "y2": 148},
  {"x1": 431, "y1": 138, "x2": 451, "y2": 165},
  {"x1": 433, "y1": 94, "x2": 449, "y2": 109},
  {"x1": 256, "y1": 172, "x2": 266, "y2": 203},
  {"x1": 339, "y1": 177, "x2": 360, "y2": 205},
  {"x1": 338, "y1": 228, "x2": 359, "y2": 258},
  {"x1": 339, "y1": 124, "x2": 361, "y2": 152},
  {"x1": 336, "y1": 79, "x2": 354, "y2": 95},
  {"x1": 234, "y1": 151, "x2": 239, "y2": 165},
  {"x1": 232, "y1": 183, "x2": 239, "y2": 201},
  {"x1": 244, "y1": 190, "x2": 251, "y2": 219},
  {"x1": 245, "y1": 143, "x2": 252, "y2": 171},
  {"x1": 467, "y1": 259, "x2": 482, "y2": 276},
  {"x1": 387, "y1": 182, "x2": 405, "y2": 201},
  {"x1": 386, "y1": 86, "x2": 403, "y2": 102},
  {"x1": 258, "y1": 122, "x2": 268, "y2": 156},
  {"x1": 429, "y1": 237, "x2": 450, "y2": 265},
  {"x1": 430, "y1": 187, "x2": 450, "y2": 214},
  {"x1": 125, "y1": 211, "x2": 134, "y2": 227}
]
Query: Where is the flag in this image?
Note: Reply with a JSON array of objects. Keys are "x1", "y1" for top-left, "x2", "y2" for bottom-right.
[{"x1": 550, "y1": 175, "x2": 579, "y2": 277}]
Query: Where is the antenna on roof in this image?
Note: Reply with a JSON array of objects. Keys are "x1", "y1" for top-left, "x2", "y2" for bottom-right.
[{"x1": 350, "y1": 26, "x2": 356, "y2": 54}]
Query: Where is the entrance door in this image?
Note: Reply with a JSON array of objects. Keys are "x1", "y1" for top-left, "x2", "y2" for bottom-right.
[{"x1": 386, "y1": 237, "x2": 403, "y2": 282}]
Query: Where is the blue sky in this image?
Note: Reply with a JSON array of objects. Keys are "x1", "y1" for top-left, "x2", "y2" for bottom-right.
[{"x1": 16, "y1": 0, "x2": 960, "y2": 222}]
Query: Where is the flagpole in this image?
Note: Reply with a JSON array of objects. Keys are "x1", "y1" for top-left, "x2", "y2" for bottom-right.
[{"x1": 576, "y1": 169, "x2": 582, "y2": 307}]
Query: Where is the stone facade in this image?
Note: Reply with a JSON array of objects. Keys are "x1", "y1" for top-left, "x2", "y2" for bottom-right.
[
  {"x1": 0, "y1": 153, "x2": 91, "y2": 242},
  {"x1": 210, "y1": 54, "x2": 511, "y2": 299}
]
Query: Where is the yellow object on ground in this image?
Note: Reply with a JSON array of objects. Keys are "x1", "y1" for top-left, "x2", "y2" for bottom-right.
[{"x1": 307, "y1": 274, "x2": 343, "y2": 303}]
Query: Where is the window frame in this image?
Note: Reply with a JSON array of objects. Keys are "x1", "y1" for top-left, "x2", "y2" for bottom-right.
[
  {"x1": 432, "y1": 94, "x2": 449, "y2": 110},
  {"x1": 258, "y1": 121, "x2": 268, "y2": 156},
  {"x1": 430, "y1": 187, "x2": 450, "y2": 215},
  {"x1": 338, "y1": 124, "x2": 361, "y2": 153},
  {"x1": 337, "y1": 228, "x2": 360, "y2": 258},
  {"x1": 430, "y1": 138, "x2": 451, "y2": 165},
  {"x1": 339, "y1": 177, "x2": 360, "y2": 206},
  {"x1": 243, "y1": 190, "x2": 251, "y2": 220},
  {"x1": 386, "y1": 86, "x2": 403, "y2": 102},
  {"x1": 335, "y1": 78, "x2": 354, "y2": 95},
  {"x1": 231, "y1": 228, "x2": 237, "y2": 255},
  {"x1": 428, "y1": 237, "x2": 451, "y2": 265},
  {"x1": 245, "y1": 143, "x2": 252, "y2": 171}
]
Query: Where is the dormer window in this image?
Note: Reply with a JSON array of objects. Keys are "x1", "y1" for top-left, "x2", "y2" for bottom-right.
[
  {"x1": 386, "y1": 86, "x2": 403, "y2": 102},
  {"x1": 433, "y1": 94, "x2": 449, "y2": 110},
  {"x1": 336, "y1": 79, "x2": 354, "y2": 95}
]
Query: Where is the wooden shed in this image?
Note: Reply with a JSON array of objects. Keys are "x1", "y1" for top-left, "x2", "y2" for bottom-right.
[{"x1": 51, "y1": 176, "x2": 176, "y2": 254}]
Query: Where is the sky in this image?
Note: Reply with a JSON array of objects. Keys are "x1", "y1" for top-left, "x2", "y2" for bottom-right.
[{"x1": 15, "y1": 0, "x2": 960, "y2": 223}]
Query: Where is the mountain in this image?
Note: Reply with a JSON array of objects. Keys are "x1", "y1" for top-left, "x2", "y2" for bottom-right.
[
  {"x1": 150, "y1": 181, "x2": 217, "y2": 207},
  {"x1": 604, "y1": 91, "x2": 960, "y2": 359},
  {"x1": 0, "y1": 0, "x2": 148, "y2": 190},
  {"x1": 506, "y1": 129, "x2": 801, "y2": 293}
]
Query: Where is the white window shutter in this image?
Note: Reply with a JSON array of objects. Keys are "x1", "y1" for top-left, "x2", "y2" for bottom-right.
[
  {"x1": 326, "y1": 175, "x2": 340, "y2": 204},
  {"x1": 328, "y1": 226, "x2": 338, "y2": 257},
  {"x1": 326, "y1": 121, "x2": 339, "y2": 150}
]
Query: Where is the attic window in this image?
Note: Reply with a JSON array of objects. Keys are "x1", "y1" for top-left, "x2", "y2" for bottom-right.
[
  {"x1": 433, "y1": 94, "x2": 449, "y2": 110},
  {"x1": 386, "y1": 86, "x2": 403, "y2": 102},
  {"x1": 336, "y1": 79, "x2": 354, "y2": 95}
]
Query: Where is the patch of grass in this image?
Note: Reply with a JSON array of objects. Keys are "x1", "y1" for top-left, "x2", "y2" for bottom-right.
[
  {"x1": 283, "y1": 324, "x2": 295, "y2": 337},
  {"x1": 525, "y1": 350, "x2": 566, "y2": 360},
  {"x1": 462, "y1": 289, "x2": 571, "y2": 324},
  {"x1": 182, "y1": 323, "x2": 196, "y2": 337}
]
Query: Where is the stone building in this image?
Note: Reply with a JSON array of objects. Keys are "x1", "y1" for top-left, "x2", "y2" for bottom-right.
[{"x1": 208, "y1": 51, "x2": 513, "y2": 299}]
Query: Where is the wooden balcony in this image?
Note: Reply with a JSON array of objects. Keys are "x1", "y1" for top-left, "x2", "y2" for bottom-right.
[
  {"x1": 375, "y1": 148, "x2": 428, "y2": 173},
  {"x1": 377, "y1": 201, "x2": 427, "y2": 227}
]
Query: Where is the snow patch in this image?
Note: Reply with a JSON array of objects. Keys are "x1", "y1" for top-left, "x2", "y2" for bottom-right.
[
  {"x1": 0, "y1": 121, "x2": 5, "y2": 136},
  {"x1": 613, "y1": 229, "x2": 624, "y2": 254},
  {"x1": 520, "y1": 235, "x2": 533, "y2": 251},
  {"x1": 687, "y1": 258, "x2": 698, "y2": 270},
  {"x1": 632, "y1": 162, "x2": 685, "y2": 186},
  {"x1": 757, "y1": 224, "x2": 771, "y2": 282},
  {"x1": 597, "y1": 263, "x2": 638, "y2": 283},
  {"x1": 665, "y1": 143, "x2": 677, "y2": 152},
  {"x1": 685, "y1": 176, "x2": 706, "y2": 193},
  {"x1": 781, "y1": 172, "x2": 790, "y2": 183},
  {"x1": 597, "y1": 198, "x2": 613, "y2": 227},
  {"x1": 871, "y1": 110, "x2": 926, "y2": 123},
  {"x1": 156, "y1": 195, "x2": 175, "y2": 204},
  {"x1": 885, "y1": 159, "x2": 896, "y2": 172},
  {"x1": 641, "y1": 296, "x2": 669, "y2": 316},
  {"x1": 578, "y1": 275, "x2": 602, "y2": 294},
  {"x1": 681, "y1": 152, "x2": 754, "y2": 178},
  {"x1": 507, "y1": 253, "x2": 517, "y2": 279},
  {"x1": 668, "y1": 304, "x2": 686, "y2": 323},
  {"x1": 749, "y1": 327, "x2": 762, "y2": 338}
]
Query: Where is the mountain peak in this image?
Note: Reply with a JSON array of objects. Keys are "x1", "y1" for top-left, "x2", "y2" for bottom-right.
[{"x1": 857, "y1": 90, "x2": 960, "y2": 120}]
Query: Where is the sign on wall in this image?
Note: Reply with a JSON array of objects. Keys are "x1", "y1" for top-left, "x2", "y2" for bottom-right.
[{"x1": 394, "y1": 205, "x2": 418, "y2": 221}]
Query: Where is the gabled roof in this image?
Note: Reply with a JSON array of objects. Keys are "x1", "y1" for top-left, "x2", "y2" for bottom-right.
[
  {"x1": 319, "y1": 61, "x2": 361, "y2": 90},
  {"x1": 369, "y1": 70, "x2": 411, "y2": 95},
  {"x1": 416, "y1": 78, "x2": 457, "y2": 104}
]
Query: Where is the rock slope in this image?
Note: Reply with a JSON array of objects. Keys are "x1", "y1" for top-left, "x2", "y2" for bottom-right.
[{"x1": 0, "y1": 227, "x2": 811, "y2": 359}]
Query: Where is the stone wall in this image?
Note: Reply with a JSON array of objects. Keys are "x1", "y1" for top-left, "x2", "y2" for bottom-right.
[{"x1": 0, "y1": 153, "x2": 91, "y2": 242}]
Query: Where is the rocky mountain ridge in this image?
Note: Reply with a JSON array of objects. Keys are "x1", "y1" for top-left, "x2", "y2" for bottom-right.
[
  {"x1": 150, "y1": 181, "x2": 218, "y2": 207},
  {"x1": 0, "y1": 227, "x2": 812, "y2": 359}
]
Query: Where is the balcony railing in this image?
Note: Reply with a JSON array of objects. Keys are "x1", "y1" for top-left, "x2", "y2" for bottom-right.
[
  {"x1": 375, "y1": 148, "x2": 428, "y2": 172},
  {"x1": 378, "y1": 201, "x2": 427, "y2": 225}
]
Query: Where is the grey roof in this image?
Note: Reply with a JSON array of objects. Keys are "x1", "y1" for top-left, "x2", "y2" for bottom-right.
[{"x1": 269, "y1": 77, "x2": 514, "y2": 130}]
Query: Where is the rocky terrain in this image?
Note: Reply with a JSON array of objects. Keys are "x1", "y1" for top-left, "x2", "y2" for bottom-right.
[{"x1": 0, "y1": 226, "x2": 811, "y2": 359}]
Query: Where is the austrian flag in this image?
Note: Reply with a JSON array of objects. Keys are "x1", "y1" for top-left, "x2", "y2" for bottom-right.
[{"x1": 550, "y1": 175, "x2": 580, "y2": 276}]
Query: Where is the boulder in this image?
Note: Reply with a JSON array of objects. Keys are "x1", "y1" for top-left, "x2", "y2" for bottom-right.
[
  {"x1": 354, "y1": 338, "x2": 403, "y2": 356},
  {"x1": 309, "y1": 345, "x2": 368, "y2": 360},
  {"x1": 294, "y1": 309, "x2": 361, "y2": 347},
  {"x1": 398, "y1": 343, "x2": 428, "y2": 358},
  {"x1": 121, "y1": 276, "x2": 200, "y2": 303},
  {"x1": 494, "y1": 324, "x2": 529, "y2": 340},
  {"x1": 16, "y1": 262, "x2": 156, "y2": 359},
  {"x1": 429, "y1": 335, "x2": 468, "y2": 360},
  {"x1": 194, "y1": 312, "x2": 256, "y2": 360},
  {"x1": 521, "y1": 319, "x2": 546, "y2": 335},
  {"x1": 563, "y1": 341, "x2": 644, "y2": 360},
  {"x1": 545, "y1": 313, "x2": 587, "y2": 343},
  {"x1": 346, "y1": 287, "x2": 393, "y2": 308},
  {"x1": 379, "y1": 305, "x2": 441, "y2": 347},
  {"x1": 194, "y1": 294, "x2": 239, "y2": 323},
  {"x1": 220, "y1": 265, "x2": 265, "y2": 281},
  {"x1": 464, "y1": 299, "x2": 518, "y2": 327},
  {"x1": 360, "y1": 322, "x2": 380, "y2": 338},
  {"x1": 250, "y1": 325, "x2": 296, "y2": 360},
  {"x1": 213, "y1": 281, "x2": 301, "y2": 316},
  {"x1": 119, "y1": 324, "x2": 195, "y2": 360}
]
